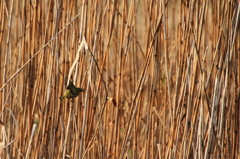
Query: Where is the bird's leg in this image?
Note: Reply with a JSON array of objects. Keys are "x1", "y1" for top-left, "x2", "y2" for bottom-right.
[{"x1": 67, "y1": 98, "x2": 74, "y2": 103}]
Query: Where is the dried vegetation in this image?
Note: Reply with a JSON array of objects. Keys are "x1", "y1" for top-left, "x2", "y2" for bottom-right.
[{"x1": 0, "y1": 0, "x2": 240, "y2": 158}]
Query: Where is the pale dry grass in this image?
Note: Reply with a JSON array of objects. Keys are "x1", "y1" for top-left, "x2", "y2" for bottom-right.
[{"x1": 0, "y1": 0, "x2": 240, "y2": 158}]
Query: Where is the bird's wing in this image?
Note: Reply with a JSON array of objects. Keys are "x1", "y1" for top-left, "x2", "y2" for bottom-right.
[{"x1": 67, "y1": 82, "x2": 78, "y2": 95}]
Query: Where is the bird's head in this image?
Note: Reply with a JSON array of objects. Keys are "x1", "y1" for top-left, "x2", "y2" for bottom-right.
[{"x1": 76, "y1": 87, "x2": 84, "y2": 93}]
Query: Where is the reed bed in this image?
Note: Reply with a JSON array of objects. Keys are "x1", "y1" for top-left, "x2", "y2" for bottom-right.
[{"x1": 0, "y1": 0, "x2": 240, "y2": 158}]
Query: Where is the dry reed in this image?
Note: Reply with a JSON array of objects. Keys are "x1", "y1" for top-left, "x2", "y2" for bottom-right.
[{"x1": 0, "y1": 0, "x2": 240, "y2": 158}]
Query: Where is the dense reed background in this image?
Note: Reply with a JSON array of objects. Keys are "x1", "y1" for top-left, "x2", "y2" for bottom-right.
[{"x1": 0, "y1": 0, "x2": 240, "y2": 158}]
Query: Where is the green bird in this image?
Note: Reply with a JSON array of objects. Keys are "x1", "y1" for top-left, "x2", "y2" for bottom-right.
[{"x1": 59, "y1": 81, "x2": 84, "y2": 100}]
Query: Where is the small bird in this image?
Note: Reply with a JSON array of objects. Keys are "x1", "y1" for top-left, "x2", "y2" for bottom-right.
[{"x1": 59, "y1": 81, "x2": 84, "y2": 100}]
